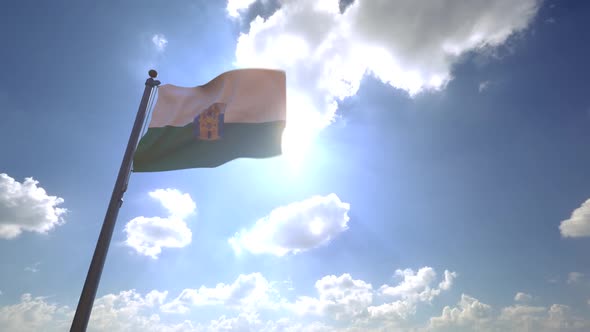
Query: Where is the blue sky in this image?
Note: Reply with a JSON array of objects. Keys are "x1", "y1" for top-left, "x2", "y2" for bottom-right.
[{"x1": 1, "y1": 0, "x2": 590, "y2": 331}]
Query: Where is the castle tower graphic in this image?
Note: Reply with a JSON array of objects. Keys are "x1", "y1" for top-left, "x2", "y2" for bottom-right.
[{"x1": 194, "y1": 103, "x2": 226, "y2": 140}]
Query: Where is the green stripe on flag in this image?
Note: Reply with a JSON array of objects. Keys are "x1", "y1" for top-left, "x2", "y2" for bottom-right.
[{"x1": 133, "y1": 121, "x2": 286, "y2": 172}]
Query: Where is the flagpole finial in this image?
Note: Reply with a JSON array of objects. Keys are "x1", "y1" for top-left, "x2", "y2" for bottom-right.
[{"x1": 149, "y1": 69, "x2": 158, "y2": 78}]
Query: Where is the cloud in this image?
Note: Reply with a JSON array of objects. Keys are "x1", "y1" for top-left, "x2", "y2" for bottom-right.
[
  {"x1": 148, "y1": 188, "x2": 196, "y2": 219},
  {"x1": 4, "y1": 268, "x2": 589, "y2": 331},
  {"x1": 151, "y1": 34, "x2": 168, "y2": 52},
  {"x1": 290, "y1": 266, "x2": 456, "y2": 328},
  {"x1": 292, "y1": 273, "x2": 373, "y2": 320},
  {"x1": 228, "y1": 193, "x2": 350, "y2": 256},
  {"x1": 428, "y1": 294, "x2": 494, "y2": 331},
  {"x1": 87, "y1": 290, "x2": 176, "y2": 332},
  {"x1": 208, "y1": 312, "x2": 263, "y2": 331},
  {"x1": 429, "y1": 295, "x2": 590, "y2": 332},
  {"x1": 368, "y1": 268, "x2": 457, "y2": 323},
  {"x1": 0, "y1": 294, "x2": 70, "y2": 332},
  {"x1": 0, "y1": 173, "x2": 67, "y2": 239},
  {"x1": 378, "y1": 267, "x2": 457, "y2": 301},
  {"x1": 124, "y1": 189, "x2": 195, "y2": 259},
  {"x1": 0, "y1": 289, "x2": 309, "y2": 332},
  {"x1": 0, "y1": 290, "x2": 194, "y2": 332},
  {"x1": 226, "y1": 0, "x2": 258, "y2": 18},
  {"x1": 499, "y1": 303, "x2": 590, "y2": 331},
  {"x1": 567, "y1": 272, "x2": 584, "y2": 284},
  {"x1": 24, "y1": 262, "x2": 41, "y2": 273},
  {"x1": 159, "y1": 267, "x2": 456, "y2": 326},
  {"x1": 514, "y1": 292, "x2": 533, "y2": 303},
  {"x1": 233, "y1": 0, "x2": 541, "y2": 136},
  {"x1": 559, "y1": 199, "x2": 590, "y2": 237},
  {"x1": 160, "y1": 273, "x2": 276, "y2": 314},
  {"x1": 478, "y1": 80, "x2": 491, "y2": 92}
]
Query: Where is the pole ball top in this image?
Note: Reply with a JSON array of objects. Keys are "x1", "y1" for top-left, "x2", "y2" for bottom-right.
[{"x1": 148, "y1": 69, "x2": 158, "y2": 78}]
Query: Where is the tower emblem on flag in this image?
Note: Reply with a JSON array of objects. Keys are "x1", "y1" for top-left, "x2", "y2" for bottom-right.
[{"x1": 194, "y1": 103, "x2": 226, "y2": 140}]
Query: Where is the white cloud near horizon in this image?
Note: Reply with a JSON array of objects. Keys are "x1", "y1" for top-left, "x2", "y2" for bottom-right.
[
  {"x1": 367, "y1": 268, "x2": 457, "y2": 323},
  {"x1": 567, "y1": 272, "x2": 584, "y2": 284},
  {"x1": 124, "y1": 189, "x2": 195, "y2": 259},
  {"x1": 233, "y1": 0, "x2": 541, "y2": 137},
  {"x1": 160, "y1": 272, "x2": 276, "y2": 314},
  {"x1": 289, "y1": 266, "x2": 457, "y2": 330},
  {"x1": 24, "y1": 262, "x2": 41, "y2": 273},
  {"x1": 429, "y1": 294, "x2": 590, "y2": 332},
  {"x1": 228, "y1": 193, "x2": 350, "y2": 256},
  {"x1": 2, "y1": 269, "x2": 590, "y2": 331},
  {"x1": 0, "y1": 173, "x2": 67, "y2": 239},
  {"x1": 0, "y1": 294, "x2": 71, "y2": 332},
  {"x1": 379, "y1": 268, "x2": 457, "y2": 301},
  {"x1": 429, "y1": 294, "x2": 494, "y2": 331},
  {"x1": 291, "y1": 273, "x2": 373, "y2": 320},
  {"x1": 559, "y1": 199, "x2": 590, "y2": 237},
  {"x1": 87, "y1": 290, "x2": 171, "y2": 332},
  {"x1": 514, "y1": 292, "x2": 533, "y2": 303}
]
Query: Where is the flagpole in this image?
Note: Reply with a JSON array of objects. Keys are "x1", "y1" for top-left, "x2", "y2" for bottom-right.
[{"x1": 70, "y1": 70, "x2": 160, "y2": 332}]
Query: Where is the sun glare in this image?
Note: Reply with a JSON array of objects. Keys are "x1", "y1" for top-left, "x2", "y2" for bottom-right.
[
  {"x1": 281, "y1": 92, "x2": 324, "y2": 168},
  {"x1": 309, "y1": 218, "x2": 325, "y2": 236}
]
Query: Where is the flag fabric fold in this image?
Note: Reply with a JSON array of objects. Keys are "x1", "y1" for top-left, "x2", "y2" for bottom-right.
[{"x1": 133, "y1": 69, "x2": 286, "y2": 172}]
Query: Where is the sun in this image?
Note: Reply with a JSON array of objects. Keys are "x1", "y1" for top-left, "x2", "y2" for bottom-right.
[
  {"x1": 280, "y1": 92, "x2": 324, "y2": 168},
  {"x1": 281, "y1": 125, "x2": 315, "y2": 166},
  {"x1": 309, "y1": 218, "x2": 325, "y2": 236}
]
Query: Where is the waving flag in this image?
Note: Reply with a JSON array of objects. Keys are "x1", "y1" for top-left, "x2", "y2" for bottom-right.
[{"x1": 133, "y1": 69, "x2": 286, "y2": 172}]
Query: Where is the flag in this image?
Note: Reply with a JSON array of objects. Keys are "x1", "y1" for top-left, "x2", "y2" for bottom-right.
[{"x1": 133, "y1": 69, "x2": 286, "y2": 172}]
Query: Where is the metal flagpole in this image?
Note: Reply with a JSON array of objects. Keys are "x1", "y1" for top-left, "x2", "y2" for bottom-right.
[{"x1": 70, "y1": 70, "x2": 160, "y2": 332}]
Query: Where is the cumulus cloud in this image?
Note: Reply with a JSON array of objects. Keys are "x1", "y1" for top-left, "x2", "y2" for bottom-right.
[
  {"x1": 479, "y1": 80, "x2": 491, "y2": 92},
  {"x1": 226, "y1": 0, "x2": 258, "y2": 18},
  {"x1": 151, "y1": 34, "x2": 168, "y2": 52},
  {"x1": 87, "y1": 290, "x2": 176, "y2": 332},
  {"x1": 0, "y1": 294, "x2": 70, "y2": 332},
  {"x1": 124, "y1": 189, "x2": 195, "y2": 259},
  {"x1": 514, "y1": 292, "x2": 533, "y2": 303},
  {"x1": 289, "y1": 266, "x2": 456, "y2": 327},
  {"x1": 292, "y1": 273, "x2": 373, "y2": 320},
  {"x1": 205, "y1": 313, "x2": 331, "y2": 332},
  {"x1": 122, "y1": 267, "x2": 456, "y2": 328},
  {"x1": 0, "y1": 290, "x2": 197, "y2": 332},
  {"x1": 4, "y1": 268, "x2": 589, "y2": 331},
  {"x1": 379, "y1": 267, "x2": 457, "y2": 301},
  {"x1": 208, "y1": 312, "x2": 263, "y2": 331},
  {"x1": 0, "y1": 290, "x2": 298, "y2": 332},
  {"x1": 229, "y1": 193, "x2": 350, "y2": 256},
  {"x1": 368, "y1": 267, "x2": 457, "y2": 322},
  {"x1": 160, "y1": 273, "x2": 276, "y2": 314},
  {"x1": 559, "y1": 199, "x2": 590, "y2": 237},
  {"x1": 567, "y1": 272, "x2": 584, "y2": 284},
  {"x1": 0, "y1": 173, "x2": 67, "y2": 239},
  {"x1": 429, "y1": 295, "x2": 590, "y2": 332},
  {"x1": 88, "y1": 289, "x2": 325, "y2": 332},
  {"x1": 429, "y1": 294, "x2": 494, "y2": 331},
  {"x1": 233, "y1": 0, "x2": 541, "y2": 139},
  {"x1": 149, "y1": 189, "x2": 196, "y2": 219},
  {"x1": 24, "y1": 262, "x2": 41, "y2": 273}
]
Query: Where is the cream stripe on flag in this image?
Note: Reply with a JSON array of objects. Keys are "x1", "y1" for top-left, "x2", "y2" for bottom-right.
[{"x1": 133, "y1": 69, "x2": 286, "y2": 172}]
